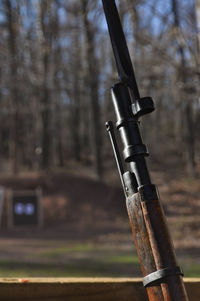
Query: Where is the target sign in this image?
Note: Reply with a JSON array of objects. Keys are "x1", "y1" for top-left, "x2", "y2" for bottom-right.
[{"x1": 8, "y1": 189, "x2": 42, "y2": 227}]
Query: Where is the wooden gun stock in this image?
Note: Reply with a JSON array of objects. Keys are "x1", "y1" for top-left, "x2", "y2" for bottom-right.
[{"x1": 126, "y1": 193, "x2": 188, "y2": 300}]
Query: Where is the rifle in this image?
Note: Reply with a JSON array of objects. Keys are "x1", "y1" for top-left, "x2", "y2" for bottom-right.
[{"x1": 102, "y1": 1, "x2": 189, "y2": 300}]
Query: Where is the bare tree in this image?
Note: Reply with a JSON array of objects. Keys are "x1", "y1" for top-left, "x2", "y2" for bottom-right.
[
  {"x1": 195, "y1": 0, "x2": 200, "y2": 58},
  {"x1": 81, "y1": 0, "x2": 103, "y2": 179},
  {"x1": 4, "y1": 0, "x2": 20, "y2": 173},
  {"x1": 37, "y1": 0, "x2": 53, "y2": 169},
  {"x1": 0, "y1": 0, "x2": 198, "y2": 178},
  {"x1": 171, "y1": 0, "x2": 196, "y2": 177}
]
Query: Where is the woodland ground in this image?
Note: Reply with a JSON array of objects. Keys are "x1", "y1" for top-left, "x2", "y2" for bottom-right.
[{"x1": 0, "y1": 158, "x2": 199, "y2": 278}]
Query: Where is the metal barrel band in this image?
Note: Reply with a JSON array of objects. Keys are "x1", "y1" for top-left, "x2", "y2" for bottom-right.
[
  {"x1": 138, "y1": 184, "x2": 159, "y2": 202},
  {"x1": 123, "y1": 144, "x2": 148, "y2": 162},
  {"x1": 116, "y1": 118, "x2": 138, "y2": 129},
  {"x1": 143, "y1": 266, "x2": 184, "y2": 287}
]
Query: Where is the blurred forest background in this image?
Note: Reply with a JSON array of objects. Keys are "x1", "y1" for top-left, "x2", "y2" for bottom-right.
[
  {"x1": 0, "y1": 0, "x2": 200, "y2": 177},
  {"x1": 0, "y1": 0, "x2": 199, "y2": 278}
]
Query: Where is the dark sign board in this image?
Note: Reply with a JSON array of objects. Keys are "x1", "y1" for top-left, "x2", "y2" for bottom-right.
[{"x1": 8, "y1": 189, "x2": 42, "y2": 228}]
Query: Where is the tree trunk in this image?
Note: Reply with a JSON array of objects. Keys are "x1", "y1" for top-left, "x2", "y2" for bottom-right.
[
  {"x1": 52, "y1": 2, "x2": 64, "y2": 167},
  {"x1": 5, "y1": 0, "x2": 20, "y2": 173},
  {"x1": 81, "y1": 0, "x2": 103, "y2": 179},
  {"x1": 70, "y1": 20, "x2": 81, "y2": 162},
  {"x1": 37, "y1": 0, "x2": 52, "y2": 169},
  {"x1": 195, "y1": 0, "x2": 200, "y2": 57},
  {"x1": 171, "y1": 0, "x2": 196, "y2": 177}
]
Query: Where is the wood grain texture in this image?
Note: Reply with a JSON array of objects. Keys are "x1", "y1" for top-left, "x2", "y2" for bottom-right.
[
  {"x1": 0, "y1": 278, "x2": 198, "y2": 301},
  {"x1": 141, "y1": 198, "x2": 188, "y2": 300},
  {"x1": 126, "y1": 194, "x2": 164, "y2": 301}
]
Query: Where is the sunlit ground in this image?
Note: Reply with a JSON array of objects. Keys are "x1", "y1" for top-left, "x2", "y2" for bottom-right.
[
  {"x1": 0, "y1": 235, "x2": 199, "y2": 278},
  {"x1": 0, "y1": 163, "x2": 199, "y2": 278}
]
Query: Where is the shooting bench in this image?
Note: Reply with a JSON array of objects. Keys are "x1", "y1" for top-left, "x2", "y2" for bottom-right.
[{"x1": 0, "y1": 278, "x2": 199, "y2": 301}]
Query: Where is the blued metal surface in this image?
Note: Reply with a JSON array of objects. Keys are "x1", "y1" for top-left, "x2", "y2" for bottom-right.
[
  {"x1": 105, "y1": 121, "x2": 127, "y2": 195},
  {"x1": 102, "y1": 0, "x2": 140, "y2": 99},
  {"x1": 138, "y1": 185, "x2": 159, "y2": 202},
  {"x1": 111, "y1": 84, "x2": 151, "y2": 186},
  {"x1": 122, "y1": 171, "x2": 138, "y2": 196},
  {"x1": 131, "y1": 97, "x2": 155, "y2": 118}
]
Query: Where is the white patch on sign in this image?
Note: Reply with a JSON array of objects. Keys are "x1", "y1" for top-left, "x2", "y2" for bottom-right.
[
  {"x1": 14, "y1": 203, "x2": 24, "y2": 215},
  {"x1": 14, "y1": 203, "x2": 35, "y2": 215},
  {"x1": 25, "y1": 203, "x2": 35, "y2": 215}
]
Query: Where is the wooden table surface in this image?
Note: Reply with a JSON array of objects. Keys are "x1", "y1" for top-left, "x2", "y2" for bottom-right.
[{"x1": 0, "y1": 277, "x2": 199, "y2": 301}]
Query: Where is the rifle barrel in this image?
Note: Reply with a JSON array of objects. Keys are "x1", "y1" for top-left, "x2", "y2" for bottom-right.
[{"x1": 102, "y1": 0, "x2": 140, "y2": 100}]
